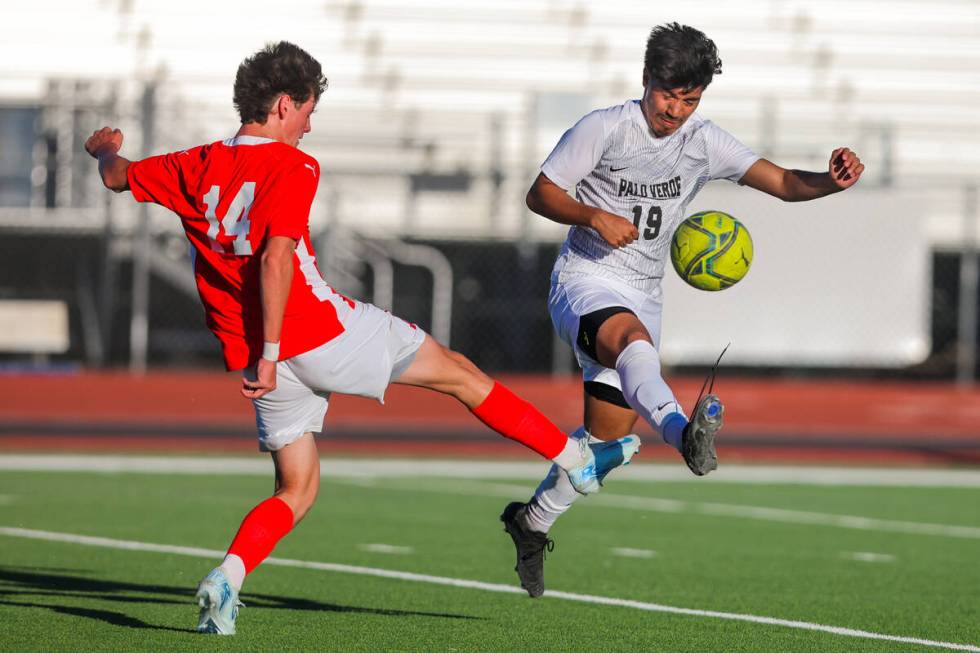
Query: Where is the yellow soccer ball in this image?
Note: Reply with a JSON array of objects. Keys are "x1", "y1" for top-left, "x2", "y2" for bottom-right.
[{"x1": 670, "y1": 211, "x2": 753, "y2": 291}]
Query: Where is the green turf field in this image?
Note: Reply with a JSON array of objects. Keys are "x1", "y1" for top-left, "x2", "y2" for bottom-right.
[{"x1": 0, "y1": 462, "x2": 978, "y2": 652}]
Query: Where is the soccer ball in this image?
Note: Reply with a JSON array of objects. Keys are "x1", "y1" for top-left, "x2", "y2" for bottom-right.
[{"x1": 670, "y1": 210, "x2": 753, "y2": 291}]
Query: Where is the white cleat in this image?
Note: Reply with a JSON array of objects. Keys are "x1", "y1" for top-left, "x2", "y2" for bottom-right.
[
  {"x1": 565, "y1": 438, "x2": 601, "y2": 495},
  {"x1": 195, "y1": 568, "x2": 242, "y2": 635}
]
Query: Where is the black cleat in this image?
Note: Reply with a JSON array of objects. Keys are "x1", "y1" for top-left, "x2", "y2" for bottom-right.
[
  {"x1": 500, "y1": 501, "x2": 554, "y2": 598},
  {"x1": 682, "y1": 393, "x2": 724, "y2": 476}
]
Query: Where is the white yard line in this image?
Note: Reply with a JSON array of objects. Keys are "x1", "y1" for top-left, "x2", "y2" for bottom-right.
[
  {"x1": 0, "y1": 526, "x2": 976, "y2": 652},
  {"x1": 329, "y1": 477, "x2": 980, "y2": 541},
  {"x1": 611, "y1": 547, "x2": 657, "y2": 559},
  {"x1": 2, "y1": 454, "x2": 980, "y2": 487},
  {"x1": 3, "y1": 455, "x2": 977, "y2": 540},
  {"x1": 690, "y1": 502, "x2": 980, "y2": 540},
  {"x1": 359, "y1": 543, "x2": 414, "y2": 555},
  {"x1": 844, "y1": 551, "x2": 898, "y2": 563}
]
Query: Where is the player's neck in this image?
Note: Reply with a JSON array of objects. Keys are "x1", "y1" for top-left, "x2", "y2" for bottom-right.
[{"x1": 236, "y1": 122, "x2": 289, "y2": 145}]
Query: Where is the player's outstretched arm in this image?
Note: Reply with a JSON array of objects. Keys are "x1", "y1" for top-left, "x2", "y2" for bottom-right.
[
  {"x1": 527, "y1": 173, "x2": 639, "y2": 248},
  {"x1": 740, "y1": 147, "x2": 864, "y2": 202},
  {"x1": 84, "y1": 127, "x2": 131, "y2": 193}
]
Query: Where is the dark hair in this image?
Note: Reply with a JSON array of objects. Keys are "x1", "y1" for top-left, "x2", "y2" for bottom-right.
[
  {"x1": 233, "y1": 41, "x2": 328, "y2": 124},
  {"x1": 643, "y1": 23, "x2": 722, "y2": 91}
]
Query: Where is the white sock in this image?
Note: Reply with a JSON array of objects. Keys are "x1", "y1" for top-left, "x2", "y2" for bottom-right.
[
  {"x1": 218, "y1": 554, "x2": 246, "y2": 591},
  {"x1": 615, "y1": 340, "x2": 687, "y2": 439},
  {"x1": 526, "y1": 427, "x2": 592, "y2": 533},
  {"x1": 551, "y1": 433, "x2": 589, "y2": 470}
]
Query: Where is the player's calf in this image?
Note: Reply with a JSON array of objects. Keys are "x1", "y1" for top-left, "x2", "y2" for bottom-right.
[
  {"x1": 502, "y1": 432, "x2": 641, "y2": 597},
  {"x1": 400, "y1": 340, "x2": 605, "y2": 488}
]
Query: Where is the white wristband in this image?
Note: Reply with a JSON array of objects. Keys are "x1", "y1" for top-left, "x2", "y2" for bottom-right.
[{"x1": 262, "y1": 341, "x2": 280, "y2": 361}]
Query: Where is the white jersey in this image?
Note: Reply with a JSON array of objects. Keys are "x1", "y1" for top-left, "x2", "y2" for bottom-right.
[{"x1": 542, "y1": 100, "x2": 760, "y2": 296}]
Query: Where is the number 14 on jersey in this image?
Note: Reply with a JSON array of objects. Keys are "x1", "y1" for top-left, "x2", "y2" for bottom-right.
[{"x1": 202, "y1": 182, "x2": 255, "y2": 255}]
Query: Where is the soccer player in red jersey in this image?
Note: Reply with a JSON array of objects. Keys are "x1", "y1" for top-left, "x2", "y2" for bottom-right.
[{"x1": 84, "y1": 42, "x2": 639, "y2": 635}]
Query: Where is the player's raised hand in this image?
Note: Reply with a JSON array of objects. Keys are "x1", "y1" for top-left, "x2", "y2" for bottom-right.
[
  {"x1": 590, "y1": 209, "x2": 639, "y2": 248},
  {"x1": 242, "y1": 357, "x2": 277, "y2": 399},
  {"x1": 829, "y1": 147, "x2": 864, "y2": 190},
  {"x1": 84, "y1": 127, "x2": 124, "y2": 159}
]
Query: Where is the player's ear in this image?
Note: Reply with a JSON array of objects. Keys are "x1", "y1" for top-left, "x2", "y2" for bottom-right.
[{"x1": 273, "y1": 93, "x2": 289, "y2": 119}]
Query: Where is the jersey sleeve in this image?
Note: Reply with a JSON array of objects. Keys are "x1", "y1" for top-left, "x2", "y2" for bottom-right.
[
  {"x1": 704, "y1": 121, "x2": 761, "y2": 184},
  {"x1": 265, "y1": 158, "x2": 319, "y2": 240},
  {"x1": 540, "y1": 108, "x2": 610, "y2": 190},
  {"x1": 126, "y1": 150, "x2": 199, "y2": 214}
]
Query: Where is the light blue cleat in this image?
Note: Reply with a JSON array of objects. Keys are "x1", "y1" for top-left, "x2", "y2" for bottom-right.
[
  {"x1": 195, "y1": 568, "x2": 243, "y2": 635},
  {"x1": 591, "y1": 434, "x2": 642, "y2": 485},
  {"x1": 565, "y1": 437, "x2": 601, "y2": 495},
  {"x1": 566, "y1": 432, "x2": 642, "y2": 494}
]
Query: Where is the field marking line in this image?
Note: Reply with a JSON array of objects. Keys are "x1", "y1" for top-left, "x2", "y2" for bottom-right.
[
  {"x1": 0, "y1": 526, "x2": 977, "y2": 652},
  {"x1": 843, "y1": 552, "x2": 898, "y2": 563},
  {"x1": 359, "y1": 543, "x2": 414, "y2": 555},
  {"x1": 4, "y1": 451, "x2": 975, "y2": 539},
  {"x1": 691, "y1": 501, "x2": 980, "y2": 540},
  {"x1": 330, "y1": 477, "x2": 980, "y2": 541},
  {"x1": 610, "y1": 547, "x2": 657, "y2": 559},
  {"x1": 3, "y1": 454, "x2": 980, "y2": 487}
]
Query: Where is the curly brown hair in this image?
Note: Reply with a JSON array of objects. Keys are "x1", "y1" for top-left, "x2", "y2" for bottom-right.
[{"x1": 233, "y1": 41, "x2": 329, "y2": 125}]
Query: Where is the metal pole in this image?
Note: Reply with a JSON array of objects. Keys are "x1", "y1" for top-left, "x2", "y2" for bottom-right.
[
  {"x1": 129, "y1": 81, "x2": 155, "y2": 374},
  {"x1": 956, "y1": 184, "x2": 978, "y2": 385},
  {"x1": 377, "y1": 240, "x2": 453, "y2": 347},
  {"x1": 521, "y1": 92, "x2": 537, "y2": 243},
  {"x1": 759, "y1": 95, "x2": 777, "y2": 160},
  {"x1": 526, "y1": 91, "x2": 568, "y2": 376},
  {"x1": 488, "y1": 113, "x2": 503, "y2": 229},
  {"x1": 99, "y1": 85, "x2": 119, "y2": 366}
]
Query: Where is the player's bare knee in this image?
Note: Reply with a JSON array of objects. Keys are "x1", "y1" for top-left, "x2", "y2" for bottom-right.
[
  {"x1": 279, "y1": 477, "x2": 318, "y2": 522},
  {"x1": 620, "y1": 330, "x2": 651, "y2": 352},
  {"x1": 444, "y1": 348, "x2": 493, "y2": 399},
  {"x1": 591, "y1": 312, "x2": 646, "y2": 363},
  {"x1": 600, "y1": 324, "x2": 651, "y2": 363},
  {"x1": 281, "y1": 468, "x2": 319, "y2": 503},
  {"x1": 446, "y1": 348, "x2": 482, "y2": 376},
  {"x1": 292, "y1": 492, "x2": 318, "y2": 524}
]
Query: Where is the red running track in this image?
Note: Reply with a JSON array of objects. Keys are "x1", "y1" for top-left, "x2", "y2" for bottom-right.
[{"x1": 1, "y1": 371, "x2": 978, "y2": 466}]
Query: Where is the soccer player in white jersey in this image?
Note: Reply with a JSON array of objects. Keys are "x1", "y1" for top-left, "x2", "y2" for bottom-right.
[{"x1": 501, "y1": 22, "x2": 864, "y2": 597}]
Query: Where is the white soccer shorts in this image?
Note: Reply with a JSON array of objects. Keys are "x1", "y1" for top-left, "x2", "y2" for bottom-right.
[
  {"x1": 549, "y1": 275, "x2": 664, "y2": 391},
  {"x1": 249, "y1": 300, "x2": 426, "y2": 452}
]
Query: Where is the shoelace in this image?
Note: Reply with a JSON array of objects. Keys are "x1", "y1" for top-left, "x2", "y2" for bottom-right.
[
  {"x1": 692, "y1": 343, "x2": 730, "y2": 413},
  {"x1": 522, "y1": 534, "x2": 555, "y2": 561}
]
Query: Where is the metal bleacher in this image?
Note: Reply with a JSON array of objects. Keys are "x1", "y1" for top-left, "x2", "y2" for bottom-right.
[
  {"x1": 1, "y1": 0, "x2": 978, "y2": 369},
  {"x1": 5, "y1": 0, "x2": 978, "y2": 236}
]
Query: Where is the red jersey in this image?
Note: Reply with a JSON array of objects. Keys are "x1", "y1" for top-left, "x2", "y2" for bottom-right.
[{"x1": 127, "y1": 135, "x2": 347, "y2": 370}]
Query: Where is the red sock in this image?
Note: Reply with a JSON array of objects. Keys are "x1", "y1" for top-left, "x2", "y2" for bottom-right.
[
  {"x1": 471, "y1": 382, "x2": 566, "y2": 458},
  {"x1": 226, "y1": 496, "x2": 295, "y2": 575}
]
